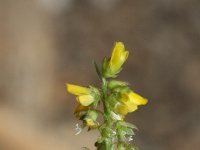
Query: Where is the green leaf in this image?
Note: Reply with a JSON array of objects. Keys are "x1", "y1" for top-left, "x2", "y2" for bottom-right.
[
  {"x1": 93, "y1": 61, "x2": 102, "y2": 80},
  {"x1": 122, "y1": 127, "x2": 134, "y2": 136},
  {"x1": 117, "y1": 121, "x2": 138, "y2": 130}
]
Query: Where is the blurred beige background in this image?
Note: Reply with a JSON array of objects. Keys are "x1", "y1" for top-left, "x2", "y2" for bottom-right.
[{"x1": 0, "y1": 0, "x2": 200, "y2": 150}]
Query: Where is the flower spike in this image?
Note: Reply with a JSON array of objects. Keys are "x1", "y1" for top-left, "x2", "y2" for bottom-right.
[{"x1": 66, "y1": 42, "x2": 148, "y2": 150}]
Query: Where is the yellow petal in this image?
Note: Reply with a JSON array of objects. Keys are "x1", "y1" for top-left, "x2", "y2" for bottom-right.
[
  {"x1": 115, "y1": 103, "x2": 129, "y2": 115},
  {"x1": 110, "y1": 42, "x2": 124, "y2": 64},
  {"x1": 66, "y1": 84, "x2": 90, "y2": 96},
  {"x1": 128, "y1": 92, "x2": 148, "y2": 105},
  {"x1": 77, "y1": 95, "x2": 94, "y2": 106},
  {"x1": 121, "y1": 93, "x2": 139, "y2": 112},
  {"x1": 123, "y1": 51, "x2": 129, "y2": 62},
  {"x1": 126, "y1": 102, "x2": 138, "y2": 112},
  {"x1": 120, "y1": 93, "x2": 130, "y2": 103},
  {"x1": 109, "y1": 42, "x2": 129, "y2": 72}
]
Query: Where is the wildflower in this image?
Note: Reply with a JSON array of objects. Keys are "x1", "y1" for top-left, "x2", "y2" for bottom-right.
[
  {"x1": 115, "y1": 91, "x2": 148, "y2": 116},
  {"x1": 103, "y1": 42, "x2": 129, "y2": 78},
  {"x1": 66, "y1": 42, "x2": 148, "y2": 149},
  {"x1": 66, "y1": 84, "x2": 97, "y2": 106}
]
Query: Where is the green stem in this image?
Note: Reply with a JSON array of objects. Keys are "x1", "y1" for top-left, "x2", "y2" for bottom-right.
[
  {"x1": 97, "y1": 77, "x2": 114, "y2": 150},
  {"x1": 102, "y1": 78, "x2": 108, "y2": 115}
]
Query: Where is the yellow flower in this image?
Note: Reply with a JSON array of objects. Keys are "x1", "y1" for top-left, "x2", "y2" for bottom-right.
[
  {"x1": 115, "y1": 91, "x2": 148, "y2": 116},
  {"x1": 103, "y1": 42, "x2": 129, "y2": 77},
  {"x1": 66, "y1": 84, "x2": 95, "y2": 106}
]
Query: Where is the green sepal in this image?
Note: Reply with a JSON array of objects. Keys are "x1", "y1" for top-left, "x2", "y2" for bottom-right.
[
  {"x1": 122, "y1": 127, "x2": 134, "y2": 136},
  {"x1": 112, "y1": 86, "x2": 130, "y2": 93},
  {"x1": 117, "y1": 121, "x2": 138, "y2": 130},
  {"x1": 101, "y1": 127, "x2": 116, "y2": 138},
  {"x1": 110, "y1": 111, "x2": 123, "y2": 121},
  {"x1": 90, "y1": 86, "x2": 100, "y2": 107},
  {"x1": 86, "y1": 110, "x2": 98, "y2": 121},
  {"x1": 108, "y1": 80, "x2": 129, "y2": 90},
  {"x1": 116, "y1": 121, "x2": 136, "y2": 142},
  {"x1": 117, "y1": 127, "x2": 133, "y2": 141}
]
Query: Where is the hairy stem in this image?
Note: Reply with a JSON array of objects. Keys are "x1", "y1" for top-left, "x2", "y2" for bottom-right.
[{"x1": 97, "y1": 78, "x2": 114, "y2": 150}]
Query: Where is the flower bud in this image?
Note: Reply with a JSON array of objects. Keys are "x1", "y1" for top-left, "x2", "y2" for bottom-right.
[
  {"x1": 84, "y1": 110, "x2": 99, "y2": 128},
  {"x1": 102, "y1": 42, "x2": 129, "y2": 78},
  {"x1": 66, "y1": 84, "x2": 100, "y2": 106}
]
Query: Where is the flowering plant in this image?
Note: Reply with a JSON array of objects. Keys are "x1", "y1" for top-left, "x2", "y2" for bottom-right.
[{"x1": 66, "y1": 42, "x2": 148, "y2": 150}]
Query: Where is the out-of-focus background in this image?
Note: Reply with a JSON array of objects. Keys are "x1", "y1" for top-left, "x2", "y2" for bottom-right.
[{"x1": 0, "y1": 0, "x2": 200, "y2": 150}]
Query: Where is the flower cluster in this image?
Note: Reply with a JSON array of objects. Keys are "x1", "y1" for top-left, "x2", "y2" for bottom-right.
[
  {"x1": 67, "y1": 84, "x2": 100, "y2": 128},
  {"x1": 66, "y1": 42, "x2": 148, "y2": 150}
]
